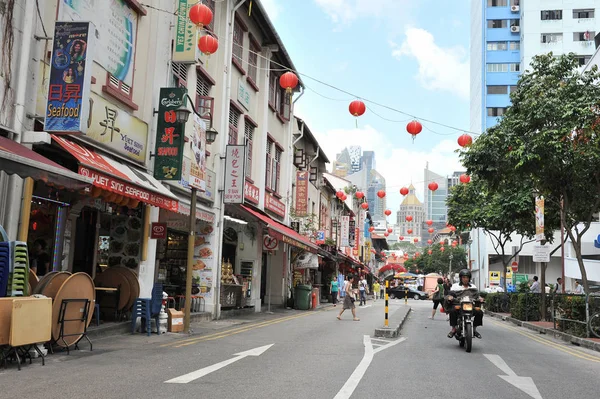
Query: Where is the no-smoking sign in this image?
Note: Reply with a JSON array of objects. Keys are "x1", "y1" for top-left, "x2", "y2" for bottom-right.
[{"x1": 263, "y1": 235, "x2": 279, "y2": 251}]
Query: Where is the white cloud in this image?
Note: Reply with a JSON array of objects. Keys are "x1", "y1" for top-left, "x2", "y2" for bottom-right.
[
  {"x1": 261, "y1": 0, "x2": 282, "y2": 21},
  {"x1": 314, "y1": 0, "x2": 410, "y2": 25},
  {"x1": 312, "y1": 125, "x2": 462, "y2": 214},
  {"x1": 391, "y1": 27, "x2": 469, "y2": 100}
]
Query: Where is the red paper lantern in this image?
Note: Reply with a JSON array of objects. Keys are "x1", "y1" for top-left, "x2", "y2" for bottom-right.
[
  {"x1": 341, "y1": 194, "x2": 347, "y2": 201},
  {"x1": 377, "y1": 190, "x2": 386, "y2": 198},
  {"x1": 426, "y1": 220, "x2": 433, "y2": 226},
  {"x1": 427, "y1": 239, "x2": 433, "y2": 244},
  {"x1": 400, "y1": 187, "x2": 409, "y2": 196},
  {"x1": 413, "y1": 238, "x2": 419, "y2": 243},
  {"x1": 384, "y1": 232, "x2": 389, "y2": 237},
  {"x1": 428, "y1": 228, "x2": 434, "y2": 234},
  {"x1": 361, "y1": 202, "x2": 369, "y2": 210},
  {"x1": 406, "y1": 120, "x2": 422, "y2": 141},
  {"x1": 368, "y1": 226, "x2": 375, "y2": 233},
  {"x1": 280, "y1": 72, "x2": 299, "y2": 94},
  {"x1": 457, "y1": 134, "x2": 473, "y2": 148},
  {"x1": 336, "y1": 190, "x2": 344, "y2": 198},
  {"x1": 387, "y1": 228, "x2": 393, "y2": 233},
  {"x1": 460, "y1": 174, "x2": 471, "y2": 184},
  {"x1": 440, "y1": 247, "x2": 445, "y2": 252},
  {"x1": 428, "y1": 182, "x2": 439, "y2": 191},
  {"x1": 399, "y1": 236, "x2": 404, "y2": 241},
  {"x1": 428, "y1": 250, "x2": 433, "y2": 255},
  {"x1": 189, "y1": 3, "x2": 213, "y2": 28},
  {"x1": 405, "y1": 215, "x2": 413, "y2": 222},
  {"x1": 349, "y1": 100, "x2": 366, "y2": 117},
  {"x1": 407, "y1": 229, "x2": 413, "y2": 234},
  {"x1": 198, "y1": 35, "x2": 219, "y2": 56},
  {"x1": 449, "y1": 225, "x2": 457, "y2": 232},
  {"x1": 355, "y1": 191, "x2": 365, "y2": 199},
  {"x1": 384, "y1": 209, "x2": 392, "y2": 216}
]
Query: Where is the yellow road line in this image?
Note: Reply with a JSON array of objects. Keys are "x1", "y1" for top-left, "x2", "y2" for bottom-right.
[
  {"x1": 491, "y1": 321, "x2": 600, "y2": 363},
  {"x1": 160, "y1": 309, "x2": 328, "y2": 348}
]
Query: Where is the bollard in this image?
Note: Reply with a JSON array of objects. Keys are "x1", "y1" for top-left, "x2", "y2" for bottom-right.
[
  {"x1": 405, "y1": 287, "x2": 408, "y2": 304},
  {"x1": 385, "y1": 280, "x2": 389, "y2": 327}
]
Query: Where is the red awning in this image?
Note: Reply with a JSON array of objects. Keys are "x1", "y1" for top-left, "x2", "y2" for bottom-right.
[
  {"x1": 0, "y1": 135, "x2": 93, "y2": 190},
  {"x1": 241, "y1": 205, "x2": 320, "y2": 253},
  {"x1": 52, "y1": 135, "x2": 178, "y2": 212}
]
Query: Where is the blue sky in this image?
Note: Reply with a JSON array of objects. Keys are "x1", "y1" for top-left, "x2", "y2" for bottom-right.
[{"x1": 262, "y1": 0, "x2": 471, "y2": 213}]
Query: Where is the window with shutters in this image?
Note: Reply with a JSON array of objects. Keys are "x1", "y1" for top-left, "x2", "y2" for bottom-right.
[
  {"x1": 269, "y1": 71, "x2": 278, "y2": 108},
  {"x1": 244, "y1": 124, "x2": 254, "y2": 178},
  {"x1": 247, "y1": 37, "x2": 260, "y2": 88},
  {"x1": 269, "y1": 69, "x2": 291, "y2": 122},
  {"x1": 232, "y1": 17, "x2": 245, "y2": 73},
  {"x1": 228, "y1": 108, "x2": 240, "y2": 145},
  {"x1": 273, "y1": 147, "x2": 282, "y2": 193},
  {"x1": 205, "y1": 0, "x2": 216, "y2": 33},
  {"x1": 266, "y1": 138, "x2": 273, "y2": 190},
  {"x1": 195, "y1": 74, "x2": 214, "y2": 127},
  {"x1": 171, "y1": 62, "x2": 188, "y2": 88}
]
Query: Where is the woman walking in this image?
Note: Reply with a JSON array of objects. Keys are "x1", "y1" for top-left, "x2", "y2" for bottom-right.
[
  {"x1": 337, "y1": 275, "x2": 359, "y2": 321},
  {"x1": 330, "y1": 275, "x2": 339, "y2": 307},
  {"x1": 429, "y1": 277, "x2": 445, "y2": 319}
]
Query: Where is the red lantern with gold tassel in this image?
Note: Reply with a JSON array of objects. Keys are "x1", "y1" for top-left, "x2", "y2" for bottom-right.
[
  {"x1": 349, "y1": 100, "x2": 366, "y2": 127},
  {"x1": 198, "y1": 35, "x2": 218, "y2": 57},
  {"x1": 189, "y1": 3, "x2": 213, "y2": 29},
  {"x1": 280, "y1": 72, "x2": 298, "y2": 94}
]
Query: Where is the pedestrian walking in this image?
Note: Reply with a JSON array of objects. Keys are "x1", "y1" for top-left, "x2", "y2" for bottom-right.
[
  {"x1": 330, "y1": 275, "x2": 339, "y2": 307},
  {"x1": 554, "y1": 277, "x2": 563, "y2": 294},
  {"x1": 380, "y1": 281, "x2": 385, "y2": 299},
  {"x1": 373, "y1": 280, "x2": 381, "y2": 301},
  {"x1": 530, "y1": 276, "x2": 540, "y2": 293},
  {"x1": 429, "y1": 277, "x2": 444, "y2": 319},
  {"x1": 574, "y1": 280, "x2": 584, "y2": 294},
  {"x1": 359, "y1": 276, "x2": 367, "y2": 306},
  {"x1": 337, "y1": 275, "x2": 359, "y2": 321},
  {"x1": 443, "y1": 277, "x2": 451, "y2": 321}
]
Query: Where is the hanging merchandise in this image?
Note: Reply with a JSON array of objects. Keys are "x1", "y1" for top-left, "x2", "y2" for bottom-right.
[{"x1": 406, "y1": 120, "x2": 422, "y2": 142}]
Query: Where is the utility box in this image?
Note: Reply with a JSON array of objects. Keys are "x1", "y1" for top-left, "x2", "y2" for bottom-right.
[{"x1": 167, "y1": 308, "x2": 184, "y2": 333}]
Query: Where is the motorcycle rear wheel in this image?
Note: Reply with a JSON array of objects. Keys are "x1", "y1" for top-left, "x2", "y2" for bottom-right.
[{"x1": 465, "y1": 324, "x2": 473, "y2": 353}]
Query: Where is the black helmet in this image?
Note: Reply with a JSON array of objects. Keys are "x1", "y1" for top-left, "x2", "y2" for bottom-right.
[{"x1": 458, "y1": 269, "x2": 471, "y2": 280}]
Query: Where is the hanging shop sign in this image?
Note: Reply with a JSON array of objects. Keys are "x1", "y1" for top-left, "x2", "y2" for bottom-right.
[
  {"x1": 349, "y1": 220, "x2": 356, "y2": 248},
  {"x1": 223, "y1": 145, "x2": 246, "y2": 204},
  {"x1": 198, "y1": 169, "x2": 216, "y2": 202},
  {"x1": 59, "y1": 0, "x2": 137, "y2": 86},
  {"x1": 265, "y1": 193, "x2": 285, "y2": 218},
  {"x1": 172, "y1": 0, "x2": 200, "y2": 63},
  {"x1": 189, "y1": 115, "x2": 207, "y2": 191},
  {"x1": 244, "y1": 180, "x2": 259, "y2": 204},
  {"x1": 294, "y1": 252, "x2": 319, "y2": 269},
  {"x1": 295, "y1": 171, "x2": 309, "y2": 216},
  {"x1": 154, "y1": 87, "x2": 187, "y2": 181},
  {"x1": 340, "y1": 216, "x2": 350, "y2": 247},
  {"x1": 353, "y1": 228, "x2": 359, "y2": 257},
  {"x1": 535, "y1": 196, "x2": 545, "y2": 242},
  {"x1": 45, "y1": 21, "x2": 94, "y2": 134},
  {"x1": 263, "y1": 235, "x2": 279, "y2": 251},
  {"x1": 86, "y1": 92, "x2": 148, "y2": 163},
  {"x1": 150, "y1": 222, "x2": 167, "y2": 239}
]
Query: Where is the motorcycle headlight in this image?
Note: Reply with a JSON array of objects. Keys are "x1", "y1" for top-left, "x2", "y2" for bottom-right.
[{"x1": 462, "y1": 303, "x2": 473, "y2": 312}]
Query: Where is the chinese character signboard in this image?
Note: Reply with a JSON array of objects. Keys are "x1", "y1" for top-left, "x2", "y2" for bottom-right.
[
  {"x1": 238, "y1": 78, "x2": 251, "y2": 110},
  {"x1": 154, "y1": 88, "x2": 186, "y2": 181},
  {"x1": 353, "y1": 228, "x2": 359, "y2": 256},
  {"x1": 349, "y1": 220, "x2": 356, "y2": 248},
  {"x1": 535, "y1": 196, "x2": 544, "y2": 242},
  {"x1": 86, "y1": 92, "x2": 148, "y2": 163},
  {"x1": 198, "y1": 169, "x2": 216, "y2": 202},
  {"x1": 172, "y1": 0, "x2": 199, "y2": 63},
  {"x1": 59, "y1": 0, "x2": 137, "y2": 86},
  {"x1": 340, "y1": 216, "x2": 350, "y2": 247},
  {"x1": 244, "y1": 180, "x2": 259, "y2": 204},
  {"x1": 295, "y1": 171, "x2": 309, "y2": 216},
  {"x1": 189, "y1": 115, "x2": 207, "y2": 190},
  {"x1": 265, "y1": 193, "x2": 286, "y2": 218},
  {"x1": 45, "y1": 21, "x2": 94, "y2": 134},
  {"x1": 224, "y1": 145, "x2": 246, "y2": 203}
]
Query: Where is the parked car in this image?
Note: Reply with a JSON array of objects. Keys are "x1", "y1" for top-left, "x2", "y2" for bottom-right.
[{"x1": 387, "y1": 286, "x2": 428, "y2": 300}]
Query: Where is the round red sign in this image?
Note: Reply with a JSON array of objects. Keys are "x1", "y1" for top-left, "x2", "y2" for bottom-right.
[{"x1": 511, "y1": 261, "x2": 518, "y2": 272}]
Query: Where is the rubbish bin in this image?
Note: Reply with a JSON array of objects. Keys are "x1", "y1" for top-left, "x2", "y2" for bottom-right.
[{"x1": 294, "y1": 284, "x2": 312, "y2": 310}]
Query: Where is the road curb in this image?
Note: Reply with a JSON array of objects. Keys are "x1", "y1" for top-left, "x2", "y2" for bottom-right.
[
  {"x1": 485, "y1": 310, "x2": 600, "y2": 353},
  {"x1": 374, "y1": 306, "x2": 412, "y2": 338}
]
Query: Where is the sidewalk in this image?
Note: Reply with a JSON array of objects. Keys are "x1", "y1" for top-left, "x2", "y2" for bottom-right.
[{"x1": 485, "y1": 310, "x2": 600, "y2": 353}]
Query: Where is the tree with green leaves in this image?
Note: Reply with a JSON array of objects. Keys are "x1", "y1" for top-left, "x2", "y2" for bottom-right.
[
  {"x1": 461, "y1": 53, "x2": 600, "y2": 293},
  {"x1": 388, "y1": 241, "x2": 417, "y2": 253},
  {"x1": 404, "y1": 244, "x2": 467, "y2": 275}
]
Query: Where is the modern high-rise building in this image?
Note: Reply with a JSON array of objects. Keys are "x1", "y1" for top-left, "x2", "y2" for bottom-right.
[
  {"x1": 424, "y1": 165, "x2": 448, "y2": 223},
  {"x1": 470, "y1": 0, "x2": 600, "y2": 134},
  {"x1": 348, "y1": 146, "x2": 362, "y2": 173},
  {"x1": 448, "y1": 171, "x2": 467, "y2": 190}
]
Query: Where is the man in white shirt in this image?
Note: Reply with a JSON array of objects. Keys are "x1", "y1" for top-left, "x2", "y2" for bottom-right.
[
  {"x1": 530, "y1": 276, "x2": 540, "y2": 293},
  {"x1": 574, "y1": 280, "x2": 585, "y2": 294},
  {"x1": 358, "y1": 277, "x2": 367, "y2": 306}
]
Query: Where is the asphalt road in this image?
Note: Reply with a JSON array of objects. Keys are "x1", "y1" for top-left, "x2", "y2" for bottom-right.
[{"x1": 2, "y1": 298, "x2": 600, "y2": 399}]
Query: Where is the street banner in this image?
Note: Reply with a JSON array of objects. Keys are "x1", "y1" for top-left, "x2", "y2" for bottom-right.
[
  {"x1": 349, "y1": 220, "x2": 356, "y2": 248},
  {"x1": 45, "y1": 21, "x2": 94, "y2": 134},
  {"x1": 223, "y1": 145, "x2": 246, "y2": 203},
  {"x1": 295, "y1": 171, "x2": 309, "y2": 216},
  {"x1": 189, "y1": 115, "x2": 207, "y2": 190},
  {"x1": 172, "y1": 0, "x2": 199, "y2": 63},
  {"x1": 340, "y1": 216, "x2": 350, "y2": 247},
  {"x1": 154, "y1": 88, "x2": 187, "y2": 181},
  {"x1": 535, "y1": 196, "x2": 545, "y2": 241}
]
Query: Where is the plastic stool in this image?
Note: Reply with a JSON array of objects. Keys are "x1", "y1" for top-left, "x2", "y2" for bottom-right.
[{"x1": 131, "y1": 298, "x2": 152, "y2": 336}]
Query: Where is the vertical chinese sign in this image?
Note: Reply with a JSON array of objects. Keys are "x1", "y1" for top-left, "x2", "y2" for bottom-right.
[
  {"x1": 348, "y1": 220, "x2": 356, "y2": 248},
  {"x1": 45, "y1": 21, "x2": 94, "y2": 134},
  {"x1": 173, "y1": 0, "x2": 198, "y2": 63},
  {"x1": 340, "y1": 216, "x2": 350, "y2": 247},
  {"x1": 189, "y1": 114, "x2": 207, "y2": 191},
  {"x1": 224, "y1": 145, "x2": 246, "y2": 204},
  {"x1": 154, "y1": 88, "x2": 187, "y2": 181},
  {"x1": 295, "y1": 171, "x2": 309, "y2": 216},
  {"x1": 535, "y1": 196, "x2": 545, "y2": 242}
]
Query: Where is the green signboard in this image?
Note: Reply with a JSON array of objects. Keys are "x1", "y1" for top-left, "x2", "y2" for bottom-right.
[
  {"x1": 154, "y1": 87, "x2": 187, "y2": 181},
  {"x1": 513, "y1": 273, "x2": 529, "y2": 289}
]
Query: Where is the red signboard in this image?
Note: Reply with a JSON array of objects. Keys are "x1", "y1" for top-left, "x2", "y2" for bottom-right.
[
  {"x1": 353, "y1": 227, "x2": 359, "y2": 256},
  {"x1": 244, "y1": 180, "x2": 259, "y2": 204},
  {"x1": 265, "y1": 192, "x2": 286, "y2": 218},
  {"x1": 150, "y1": 222, "x2": 167, "y2": 239},
  {"x1": 78, "y1": 166, "x2": 178, "y2": 211},
  {"x1": 295, "y1": 171, "x2": 309, "y2": 216}
]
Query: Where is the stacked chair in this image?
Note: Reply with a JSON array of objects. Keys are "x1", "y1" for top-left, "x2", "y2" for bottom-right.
[
  {"x1": 131, "y1": 283, "x2": 163, "y2": 336},
  {"x1": 7, "y1": 242, "x2": 29, "y2": 297},
  {"x1": 0, "y1": 241, "x2": 9, "y2": 297}
]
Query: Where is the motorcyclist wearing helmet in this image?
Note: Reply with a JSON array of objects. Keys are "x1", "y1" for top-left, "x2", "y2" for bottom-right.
[{"x1": 446, "y1": 269, "x2": 484, "y2": 339}]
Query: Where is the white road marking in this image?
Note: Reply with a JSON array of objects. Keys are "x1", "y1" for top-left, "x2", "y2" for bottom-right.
[
  {"x1": 165, "y1": 344, "x2": 273, "y2": 384},
  {"x1": 334, "y1": 335, "x2": 407, "y2": 399},
  {"x1": 484, "y1": 354, "x2": 543, "y2": 399}
]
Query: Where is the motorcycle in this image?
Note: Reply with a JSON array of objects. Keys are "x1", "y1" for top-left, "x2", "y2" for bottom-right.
[{"x1": 451, "y1": 292, "x2": 480, "y2": 353}]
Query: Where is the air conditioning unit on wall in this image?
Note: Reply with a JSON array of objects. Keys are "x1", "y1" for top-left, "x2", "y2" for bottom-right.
[
  {"x1": 511, "y1": 5, "x2": 520, "y2": 12},
  {"x1": 511, "y1": 26, "x2": 520, "y2": 33}
]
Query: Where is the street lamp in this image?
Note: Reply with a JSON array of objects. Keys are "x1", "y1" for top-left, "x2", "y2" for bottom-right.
[{"x1": 174, "y1": 94, "x2": 219, "y2": 333}]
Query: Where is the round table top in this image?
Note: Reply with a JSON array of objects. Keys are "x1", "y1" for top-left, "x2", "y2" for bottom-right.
[
  {"x1": 51, "y1": 272, "x2": 95, "y2": 347},
  {"x1": 94, "y1": 268, "x2": 131, "y2": 311}
]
